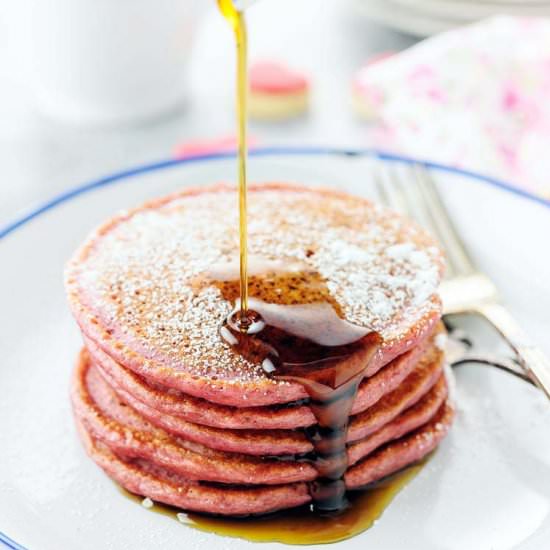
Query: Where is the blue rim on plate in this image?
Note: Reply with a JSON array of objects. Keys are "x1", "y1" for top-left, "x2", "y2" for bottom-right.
[
  {"x1": 0, "y1": 146, "x2": 549, "y2": 242},
  {"x1": 0, "y1": 532, "x2": 25, "y2": 550},
  {"x1": 0, "y1": 145, "x2": 548, "y2": 550}
]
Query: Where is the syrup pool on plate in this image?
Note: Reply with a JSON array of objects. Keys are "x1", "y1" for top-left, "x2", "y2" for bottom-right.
[{"x1": 122, "y1": 462, "x2": 425, "y2": 545}]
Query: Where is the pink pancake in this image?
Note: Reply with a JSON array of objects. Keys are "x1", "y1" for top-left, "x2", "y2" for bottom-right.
[
  {"x1": 65, "y1": 183, "x2": 445, "y2": 408},
  {"x1": 66, "y1": 183, "x2": 453, "y2": 518},
  {"x1": 93, "y1": 342, "x2": 443, "y2": 456},
  {"x1": 71, "y1": 350, "x2": 448, "y2": 486},
  {"x1": 84, "y1": 323, "x2": 441, "y2": 431},
  {"x1": 346, "y1": 403, "x2": 453, "y2": 488},
  {"x1": 77, "y1": 424, "x2": 311, "y2": 517},
  {"x1": 76, "y1": 401, "x2": 453, "y2": 516}
]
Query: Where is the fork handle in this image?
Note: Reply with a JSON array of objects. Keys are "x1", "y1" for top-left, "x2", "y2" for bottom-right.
[{"x1": 475, "y1": 302, "x2": 550, "y2": 400}]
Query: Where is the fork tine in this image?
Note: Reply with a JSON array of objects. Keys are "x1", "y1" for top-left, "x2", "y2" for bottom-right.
[
  {"x1": 396, "y1": 164, "x2": 439, "y2": 233},
  {"x1": 373, "y1": 163, "x2": 408, "y2": 213},
  {"x1": 412, "y1": 164, "x2": 476, "y2": 277},
  {"x1": 376, "y1": 162, "x2": 458, "y2": 278},
  {"x1": 373, "y1": 165, "x2": 390, "y2": 206}
]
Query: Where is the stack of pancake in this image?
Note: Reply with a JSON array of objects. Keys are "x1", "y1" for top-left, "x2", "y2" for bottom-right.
[{"x1": 66, "y1": 183, "x2": 454, "y2": 516}]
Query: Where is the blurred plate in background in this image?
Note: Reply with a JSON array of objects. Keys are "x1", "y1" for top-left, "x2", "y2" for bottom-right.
[{"x1": 353, "y1": 0, "x2": 550, "y2": 36}]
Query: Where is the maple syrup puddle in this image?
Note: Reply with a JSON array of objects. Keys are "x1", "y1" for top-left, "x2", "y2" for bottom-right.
[{"x1": 120, "y1": 460, "x2": 426, "y2": 545}]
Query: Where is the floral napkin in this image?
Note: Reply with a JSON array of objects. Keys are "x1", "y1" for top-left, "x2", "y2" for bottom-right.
[{"x1": 354, "y1": 16, "x2": 550, "y2": 199}]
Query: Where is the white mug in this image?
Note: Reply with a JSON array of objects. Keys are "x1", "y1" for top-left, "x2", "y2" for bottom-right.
[{"x1": 23, "y1": 0, "x2": 203, "y2": 126}]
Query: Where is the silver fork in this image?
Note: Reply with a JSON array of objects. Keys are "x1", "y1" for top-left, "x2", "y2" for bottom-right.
[{"x1": 375, "y1": 161, "x2": 550, "y2": 400}]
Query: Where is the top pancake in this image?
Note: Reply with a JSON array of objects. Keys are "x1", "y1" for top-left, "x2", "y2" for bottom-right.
[{"x1": 65, "y1": 183, "x2": 444, "y2": 406}]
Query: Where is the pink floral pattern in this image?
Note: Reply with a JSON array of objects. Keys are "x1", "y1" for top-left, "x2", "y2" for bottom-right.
[{"x1": 353, "y1": 16, "x2": 550, "y2": 198}]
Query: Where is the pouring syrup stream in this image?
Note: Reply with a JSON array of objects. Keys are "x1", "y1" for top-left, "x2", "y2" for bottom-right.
[{"x1": 217, "y1": 0, "x2": 250, "y2": 320}]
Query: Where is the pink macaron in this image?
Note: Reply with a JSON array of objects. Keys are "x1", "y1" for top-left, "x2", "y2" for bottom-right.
[{"x1": 249, "y1": 60, "x2": 310, "y2": 120}]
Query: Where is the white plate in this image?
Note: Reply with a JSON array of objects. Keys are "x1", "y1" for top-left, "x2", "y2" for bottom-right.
[
  {"x1": 353, "y1": 0, "x2": 457, "y2": 37},
  {"x1": 353, "y1": 0, "x2": 550, "y2": 36},
  {"x1": 391, "y1": 0, "x2": 550, "y2": 21},
  {"x1": 1, "y1": 148, "x2": 550, "y2": 550}
]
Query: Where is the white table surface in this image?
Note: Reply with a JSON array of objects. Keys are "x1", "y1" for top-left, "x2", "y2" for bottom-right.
[{"x1": 0, "y1": 0, "x2": 416, "y2": 226}]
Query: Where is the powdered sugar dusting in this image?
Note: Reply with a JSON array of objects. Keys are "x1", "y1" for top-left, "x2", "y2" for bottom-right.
[{"x1": 69, "y1": 186, "x2": 443, "y2": 383}]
